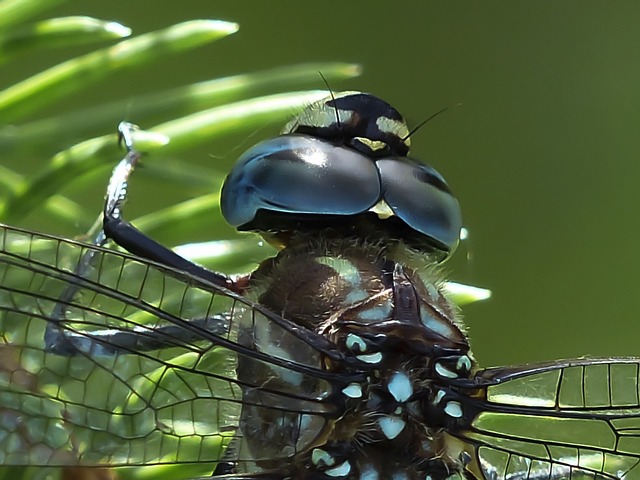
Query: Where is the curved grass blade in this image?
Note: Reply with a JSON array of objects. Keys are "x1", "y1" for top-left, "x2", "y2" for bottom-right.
[
  {"x1": 150, "y1": 89, "x2": 329, "y2": 150},
  {"x1": 444, "y1": 282, "x2": 492, "y2": 306},
  {"x1": 0, "y1": 62, "x2": 361, "y2": 154},
  {"x1": 174, "y1": 236, "x2": 275, "y2": 274},
  {"x1": 0, "y1": 20, "x2": 239, "y2": 122},
  {"x1": 0, "y1": 0, "x2": 67, "y2": 31},
  {"x1": 0, "y1": 62, "x2": 361, "y2": 156},
  {"x1": 0, "y1": 90, "x2": 330, "y2": 224},
  {"x1": 0, "y1": 165, "x2": 87, "y2": 226},
  {"x1": 0, "y1": 16, "x2": 131, "y2": 64}
]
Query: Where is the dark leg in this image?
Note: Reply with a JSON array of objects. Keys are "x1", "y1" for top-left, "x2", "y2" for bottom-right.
[
  {"x1": 45, "y1": 123, "x2": 239, "y2": 354},
  {"x1": 103, "y1": 122, "x2": 238, "y2": 292}
]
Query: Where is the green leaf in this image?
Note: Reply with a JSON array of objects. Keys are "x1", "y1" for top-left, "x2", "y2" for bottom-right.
[
  {"x1": 444, "y1": 281, "x2": 492, "y2": 306},
  {"x1": 0, "y1": 0, "x2": 67, "y2": 31},
  {"x1": 0, "y1": 16, "x2": 131, "y2": 64},
  {"x1": 0, "y1": 62, "x2": 361, "y2": 156},
  {"x1": 0, "y1": 90, "x2": 330, "y2": 224},
  {"x1": 0, "y1": 20, "x2": 239, "y2": 122}
]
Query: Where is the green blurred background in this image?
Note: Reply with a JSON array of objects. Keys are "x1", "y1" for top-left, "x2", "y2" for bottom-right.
[{"x1": 3, "y1": 1, "x2": 640, "y2": 369}]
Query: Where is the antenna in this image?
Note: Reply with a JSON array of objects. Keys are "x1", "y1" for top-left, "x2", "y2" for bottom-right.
[
  {"x1": 318, "y1": 71, "x2": 341, "y2": 129},
  {"x1": 403, "y1": 106, "x2": 448, "y2": 141}
]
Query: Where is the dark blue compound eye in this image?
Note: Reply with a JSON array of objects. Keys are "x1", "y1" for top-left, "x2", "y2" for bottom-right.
[
  {"x1": 220, "y1": 135, "x2": 381, "y2": 227},
  {"x1": 220, "y1": 92, "x2": 463, "y2": 258},
  {"x1": 376, "y1": 157, "x2": 462, "y2": 253}
]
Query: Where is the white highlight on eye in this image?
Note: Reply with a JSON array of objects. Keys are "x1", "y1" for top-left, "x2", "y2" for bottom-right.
[
  {"x1": 342, "y1": 383, "x2": 363, "y2": 399},
  {"x1": 444, "y1": 401, "x2": 463, "y2": 418},
  {"x1": 378, "y1": 416, "x2": 406, "y2": 439},
  {"x1": 387, "y1": 371, "x2": 413, "y2": 403},
  {"x1": 326, "y1": 460, "x2": 352, "y2": 477},
  {"x1": 298, "y1": 146, "x2": 329, "y2": 167}
]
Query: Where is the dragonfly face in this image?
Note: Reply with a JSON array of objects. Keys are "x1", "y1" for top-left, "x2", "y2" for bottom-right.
[{"x1": 0, "y1": 92, "x2": 639, "y2": 480}]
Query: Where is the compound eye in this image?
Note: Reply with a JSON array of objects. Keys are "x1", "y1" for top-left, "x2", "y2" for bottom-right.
[
  {"x1": 220, "y1": 135, "x2": 380, "y2": 229},
  {"x1": 376, "y1": 157, "x2": 462, "y2": 255}
]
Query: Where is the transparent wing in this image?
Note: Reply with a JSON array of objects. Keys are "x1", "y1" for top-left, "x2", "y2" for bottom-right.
[
  {"x1": 0, "y1": 224, "x2": 344, "y2": 473},
  {"x1": 455, "y1": 358, "x2": 640, "y2": 480}
]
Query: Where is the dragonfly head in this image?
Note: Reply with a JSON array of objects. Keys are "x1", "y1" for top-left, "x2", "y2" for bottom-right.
[{"x1": 220, "y1": 92, "x2": 462, "y2": 260}]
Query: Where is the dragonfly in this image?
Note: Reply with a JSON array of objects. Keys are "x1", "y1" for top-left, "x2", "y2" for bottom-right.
[{"x1": 0, "y1": 92, "x2": 639, "y2": 480}]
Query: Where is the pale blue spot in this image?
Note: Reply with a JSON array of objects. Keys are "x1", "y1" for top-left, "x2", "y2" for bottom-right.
[
  {"x1": 378, "y1": 416, "x2": 405, "y2": 439},
  {"x1": 346, "y1": 333, "x2": 367, "y2": 352},
  {"x1": 299, "y1": 414, "x2": 314, "y2": 433},
  {"x1": 420, "y1": 305, "x2": 455, "y2": 339},
  {"x1": 357, "y1": 352, "x2": 383, "y2": 364},
  {"x1": 357, "y1": 301, "x2": 392, "y2": 321},
  {"x1": 346, "y1": 288, "x2": 369, "y2": 304},
  {"x1": 326, "y1": 460, "x2": 351, "y2": 477},
  {"x1": 316, "y1": 256, "x2": 371, "y2": 304},
  {"x1": 387, "y1": 371, "x2": 413, "y2": 403},
  {"x1": 392, "y1": 471, "x2": 409, "y2": 480},
  {"x1": 360, "y1": 464, "x2": 380, "y2": 480},
  {"x1": 312, "y1": 448, "x2": 334, "y2": 467},
  {"x1": 435, "y1": 361, "x2": 457, "y2": 379},
  {"x1": 444, "y1": 401, "x2": 463, "y2": 418},
  {"x1": 456, "y1": 355, "x2": 471, "y2": 372},
  {"x1": 317, "y1": 257, "x2": 361, "y2": 286},
  {"x1": 342, "y1": 383, "x2": 363, "y2": 398},
  {"x1": 433, "y1": 389, "x2": 446, "y2": 405}
]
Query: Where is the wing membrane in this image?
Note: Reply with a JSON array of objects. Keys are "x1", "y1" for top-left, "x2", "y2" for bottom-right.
[
  {"x1": 0, "y1": 224, "x2": 339, "y2": 470},
  {"x1": 456, "y1": 359, "x2": 640, "y2": 480}
]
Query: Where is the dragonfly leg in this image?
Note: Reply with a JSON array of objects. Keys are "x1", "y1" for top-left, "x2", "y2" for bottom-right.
[
  {"x1": 44, "y1": 123, "x2": 240, "y2": 355},
  {"x1": 46, "y1": 314, "x2": 230, "y2": 356},
  {"x1": 101, "y1": 122, "x2": 239, "y2": 292}
]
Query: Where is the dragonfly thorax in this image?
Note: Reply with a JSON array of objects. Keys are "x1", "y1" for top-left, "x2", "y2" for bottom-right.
[{"x1": 232, "y1": 237, "x2": 475, "y2": 478}]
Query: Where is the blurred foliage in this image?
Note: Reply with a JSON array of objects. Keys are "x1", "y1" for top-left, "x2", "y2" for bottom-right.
[
  {"x1": 0, "y1": 1, "x2": 360, "y2": 478},
  {"x1": 0, "y1": 0, "x2": 361, "y2": 247},
  {"x1": 0, "y1": 2, "x2": 496, "y2": 479}
]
